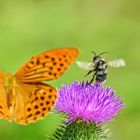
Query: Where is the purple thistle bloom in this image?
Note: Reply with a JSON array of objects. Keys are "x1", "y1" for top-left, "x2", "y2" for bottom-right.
[{"x1": 56, "y1": 81, "x2": 124, "y2": 124}]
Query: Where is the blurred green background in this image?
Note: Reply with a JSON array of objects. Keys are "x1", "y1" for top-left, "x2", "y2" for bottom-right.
[{"x1": 0, "y1": 0, "x2": 139, "y2": 140}]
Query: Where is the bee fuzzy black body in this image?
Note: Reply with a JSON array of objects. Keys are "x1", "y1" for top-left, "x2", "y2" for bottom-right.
[
  {"x1": 85, "y1": 52, "x2": 108, "y2": 84},
  {"x1": 95, "y1": 59, "x2": 107, "y2": 83}
]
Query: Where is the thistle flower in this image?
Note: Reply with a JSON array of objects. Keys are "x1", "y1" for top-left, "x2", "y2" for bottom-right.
[
  {"x1": 48, "y1": 81, "x2": 125, "y2": 140},
  {"x1": 56, "y1": 81, "x2": 124, "y2": 124}
]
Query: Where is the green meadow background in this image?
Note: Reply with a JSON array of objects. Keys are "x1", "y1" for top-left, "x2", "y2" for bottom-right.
[{"x1": 0, "y1": 0, "x2": 139, "y2": 140}]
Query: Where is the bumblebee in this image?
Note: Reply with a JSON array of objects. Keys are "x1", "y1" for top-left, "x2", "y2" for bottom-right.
[{"x1": 76, "y1": 51, "x2": 126, "y2": 84}]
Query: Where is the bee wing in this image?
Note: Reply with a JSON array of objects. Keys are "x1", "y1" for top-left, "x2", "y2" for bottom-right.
[
  {"x1": 108, "y1": 59, "x2": 126, "y2": 68},
  {"x1": 76, "y1": 61, "x2": 94, "y2": 70}
]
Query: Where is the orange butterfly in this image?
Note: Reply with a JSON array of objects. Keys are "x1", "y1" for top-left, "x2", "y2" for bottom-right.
[{"x1": 0, "y1": 48, "x2": 79, "y2": 125}]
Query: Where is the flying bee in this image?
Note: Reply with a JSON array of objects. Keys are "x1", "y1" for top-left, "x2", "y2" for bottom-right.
[{"x1": 76, "y1": 51, "x2": 126, "y2": 84}]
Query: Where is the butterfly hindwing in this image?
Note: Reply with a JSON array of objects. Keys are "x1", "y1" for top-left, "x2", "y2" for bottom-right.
[
  {"x1": 15, "y1": 48, "x2": 79, "y2": 82},
  {"x1": 14, "y1": 82, "x2": 57, "y2": 125}
]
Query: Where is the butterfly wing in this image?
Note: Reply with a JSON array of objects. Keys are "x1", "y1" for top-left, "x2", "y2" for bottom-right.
[
  {"x1": 0, "y1": 71, "x2": 12, "y2": 122},
  {"x1": 15, "y1": 48, "x2": 79, "y2": 83},
  {"x1": 13, "y1": 82, "x2": 57, "y2": 125}
]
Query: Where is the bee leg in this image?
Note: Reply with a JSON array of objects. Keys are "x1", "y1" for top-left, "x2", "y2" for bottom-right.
[
  {"x1": 84, "y1": 70, "x2": 93, "y2": 77},
  {"x1": 88, "y1": 73, "x2": 96, "y2": 84}
]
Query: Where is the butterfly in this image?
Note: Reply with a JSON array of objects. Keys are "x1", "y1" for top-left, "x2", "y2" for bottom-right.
[{"x1": 0, "y1": 48, "x2": 79, "y2": 125}]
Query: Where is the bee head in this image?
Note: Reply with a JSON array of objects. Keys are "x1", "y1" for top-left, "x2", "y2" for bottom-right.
[{"x1": 91, "y1": 51, "x2": 108, "y2": 62}]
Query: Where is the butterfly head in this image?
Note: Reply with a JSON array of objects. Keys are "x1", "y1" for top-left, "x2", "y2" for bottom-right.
[{"x1": 5, "y1": 73, "x2": 17, "y2": 89}]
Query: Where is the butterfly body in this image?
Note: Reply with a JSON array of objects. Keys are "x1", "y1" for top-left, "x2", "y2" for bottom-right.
[
  {"x1": 3, "y1": 73, "x2": 24, "y2": 114},
  {"x1": 0, "y1": 48, "x2": 79, "y2": 125}
]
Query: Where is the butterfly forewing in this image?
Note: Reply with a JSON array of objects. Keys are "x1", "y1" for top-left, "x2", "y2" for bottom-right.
[
  {"x1": 14, "y1": 82, "x2": 57, "y2": 125},
  {"x1": 15, "y1": 48, "x2": 79, "y2": 83}
]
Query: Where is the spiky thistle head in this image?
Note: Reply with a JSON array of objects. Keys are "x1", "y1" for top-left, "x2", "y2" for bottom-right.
[
  {"x1": 55, "y1": 81, "x2": 124, "y2": 124},
  {"x1": 48, "y1": 81, "x2": 125, "y2": 140}
]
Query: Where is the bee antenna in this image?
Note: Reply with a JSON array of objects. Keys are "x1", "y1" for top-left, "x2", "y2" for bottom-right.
[
  {"x1": 91, "y1": 51, "x2": 96, "y2": 56},
  {"x1": 98, "y1": 52, "x2": 108, "y2": 56}
]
